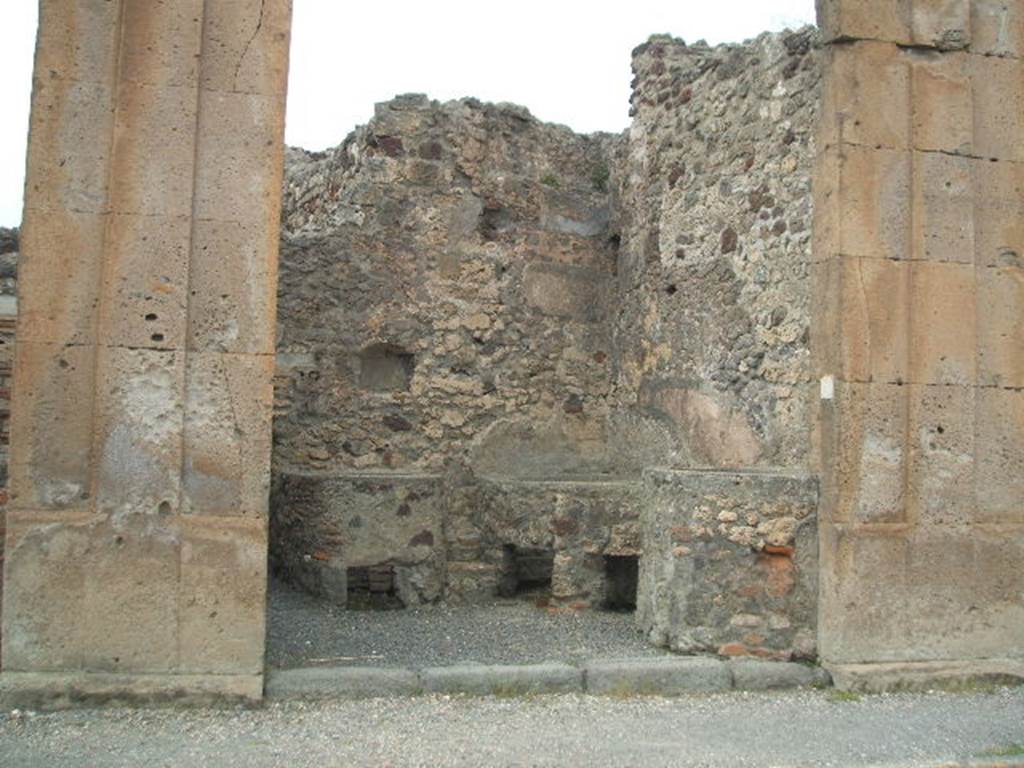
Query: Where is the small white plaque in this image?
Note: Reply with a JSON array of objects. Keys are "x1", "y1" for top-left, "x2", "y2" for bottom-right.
[{"x1": 820, "y1": 375, "x2": 835, "y2": 401}]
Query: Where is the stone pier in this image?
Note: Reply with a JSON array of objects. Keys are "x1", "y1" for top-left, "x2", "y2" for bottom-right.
[
  {"x1": 0, "y1": 1, "x2": 292, "y2": 703},
  {"x1": 813, "y1": 0, "x2": 1024, "y2": 681}
]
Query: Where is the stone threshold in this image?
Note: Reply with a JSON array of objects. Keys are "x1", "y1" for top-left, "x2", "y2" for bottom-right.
[
  {"x1": 264, "y1": 657, "x2": 831, "y2": 700},
  {"x1": 827, "y1": 659, "x2": 1024, "y2": 693},
  {"x1": 0, "y1": 671, "x2": 264, "y2": 710}
]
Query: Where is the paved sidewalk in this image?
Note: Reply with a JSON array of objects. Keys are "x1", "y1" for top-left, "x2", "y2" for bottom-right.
[{"x1": 1, "y1": 688, "x2": 1022, "y2": 767}]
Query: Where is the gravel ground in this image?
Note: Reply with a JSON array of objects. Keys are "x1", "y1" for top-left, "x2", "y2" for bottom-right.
[
  {"x1": 266, "y1": 578, "x2": 670, "y2": 669},
  {"x1": 1, "y1": 688, "x2": 1022, "y2": 767}
]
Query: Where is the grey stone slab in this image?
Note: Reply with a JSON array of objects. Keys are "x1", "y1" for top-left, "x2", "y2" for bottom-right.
[
  {"x1": 264, "y1": 666, "x2": 420, "y2": 700},
  {"x1": 0, "y1": 671, "x2": 263, "y2": 710},
  {"x1": 827, "y1": 660, "x2": 1024, "y2": 693},
  {"x1": 419, "y1": 663, "x2": 583, "y2": 696},
  {"x1": 729, "y1": 660, "x2": 831, "y2": 691},
  {"x1": 584, "y1": 657, "x2": 732, "y2": 695}
]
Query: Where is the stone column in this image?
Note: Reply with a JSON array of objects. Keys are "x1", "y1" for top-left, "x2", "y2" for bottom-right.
[
  {"x1": 0, "y1": 0, "x2": 291, "y2": 704},
  {"x1": 813, "y1": 0, "x2": 1024, "y2": 687}
]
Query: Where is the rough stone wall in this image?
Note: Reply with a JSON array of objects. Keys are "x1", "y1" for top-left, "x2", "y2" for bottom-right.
[
  {"x1": 443, "y1": 475, "x2": 642, "y2": 604},
  {"x1": 612, "y1": 29, "x2": 820, "y2": 469},
  {"x1": 0, "y1": 227, "x2": 15, "y2": 642},
  {"x1": 271, "y1": 95, "x2": 645, "y2": 607},
  {"x1": 269, "y1": 29, "x2": 827, "y2": 643},
  {"x1": 0, "y1": 229, "x2": 18, "y2": 296},
  {"x1": 275, "y1": 95, "x2": 619, "y2": 478},
  {"x1": 638, "y1": 468, "x2": 818, "y2": 660},
  {"x1": 272, "y1": 472, "x2": 445, "y2": 606},
  {"x1": 601, "y1": 29, "x2": 823, "y2": 658}
]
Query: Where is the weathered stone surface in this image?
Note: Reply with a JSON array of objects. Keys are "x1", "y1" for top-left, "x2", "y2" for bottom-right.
[
  {"x1": 7, "y1": 342, "x2": 95, "y2": 512},
  {"x1": 420, "y1": 663, "x2": 582, "y2": 696},
  {"x1": 814, "y1": 0, "x2": 1024, "y2": 669},
  {"x1": 444, "y1": 476, "x2": 641, "y2": 606},
  {"x1": 828, "y1": 659, "x2": 1024, "y2": 694},
  {"x1": 584, "y1": 658, "x2": 731, "y2": 695},
  {"x1": 178, "y1": 517, "x2": 268, "y2": 675},
  {"x1": 729, "y1": 659, "x2": 831, "y2": 690},
  {"x1": 971, "y1": 0, "x2": 1024, "y2": 57},
  {"x1": 638, "y1": 469, "x2": 818, "y2": 660},
  {"x1": 0, "y1": 671, "x2": 263, "y2": 710},
  {"x1": 97, "y1": 213, "x2": 191, "y2": 350},
  {"x1": 820, "y1": 41, "x2": 910, "y2": 150},
  {"x1": 265, "y1": 667, "x2": 421, "y2": 700},
  {"x1": 182, "y1": 353, "x2": 275, "y2": 518},
  {"x1": 615, "y1": 29, "x2": 820, "y2": 471},
  {"x1": 22, "y1": 76, "x2": 116, "y2": 216},
  {"x1": 271, "y1": 94, "x2": 657, "y2": 610},
  {"x1": 15, "y1": 208, "x2": 105, "y2": 346},
  {"x1": 815, "y1": 0, "x2": 914, "y2": 45},
  {"x1": 1, "y1": 0, "x2": 292, "y2": 700},
  {"x1": 275, "y1": 96, "x2": 618, "y2": 478},
  {"x1": 817, "y1": 0, "x2": 974, "y2": 50},
  {"x1": 270, "y1": 473, "x2": 445, "y2": 607}
]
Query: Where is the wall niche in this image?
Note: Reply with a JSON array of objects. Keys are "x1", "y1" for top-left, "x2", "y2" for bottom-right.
[{"x1": 358, "y1": 343, "x2": 415, "y2": 392}]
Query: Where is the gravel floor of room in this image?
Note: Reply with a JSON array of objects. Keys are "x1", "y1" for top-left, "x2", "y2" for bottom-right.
[{"x1": 266, "y1": 577, "x2": 670, "y2": 670}]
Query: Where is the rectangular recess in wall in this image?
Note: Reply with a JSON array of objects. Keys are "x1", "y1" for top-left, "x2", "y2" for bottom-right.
[{"x1": 603, "y1": 555, "x2": 638, "y2": 612}]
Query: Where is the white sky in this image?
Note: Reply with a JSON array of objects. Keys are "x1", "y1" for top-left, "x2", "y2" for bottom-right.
[{"x1": 0, "y1": 1, "x2": 816, "y2": 227}]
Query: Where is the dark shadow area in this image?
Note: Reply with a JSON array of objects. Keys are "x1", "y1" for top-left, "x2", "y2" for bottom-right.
[
  {"x1": 358, "y1": 344, "x2": 415, "y2": 391},
  {"x1": 346, "y1": 565, "x2": 403, "y2": 610},
  {"x1": 498, "y1": 545, "x2": 554, "y2": 600},
  {"x1": 603, "y1": 555, "x2": 638, "y2": 612}
]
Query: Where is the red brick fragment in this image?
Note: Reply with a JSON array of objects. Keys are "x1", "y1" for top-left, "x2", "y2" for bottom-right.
[{"x1": 717, "y1": 643, "x2": 751, "y2": 657}]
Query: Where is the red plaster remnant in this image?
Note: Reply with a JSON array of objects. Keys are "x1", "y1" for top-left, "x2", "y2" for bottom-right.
[
  {"x1": 717, "y1": 643, "x2": 749, "y2": 656},
  {"x1": 759, "y1": 552, "x2": 796, "y2": 598},
  {"x1": 737, "y1": 583, "x2": 763, "y2": 598}
]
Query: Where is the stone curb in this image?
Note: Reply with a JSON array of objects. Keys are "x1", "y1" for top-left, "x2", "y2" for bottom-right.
[
  {"x1": 264, "y1": 658, "x2": 834, "y2": 700},
  {"x1": 420, "y1": 663, "x2": 582, "y2": 696},
  {"x1": 584, "y1": 658, "x2": 732, "y2": 695},
  {"x1": 264, "y1": 667, "x2": 421, "y2": 700},
  {"x1": 729, "y1": 659, "x2": 832, "y2": 691}
]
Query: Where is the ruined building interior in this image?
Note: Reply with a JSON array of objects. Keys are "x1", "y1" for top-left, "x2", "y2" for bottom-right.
[
  {"x1": 0, "y1": 0, "x2": 1022, "y2": 704},
  {"x1": 269, "y1": 27, "x2": 821, "y2": 661}
]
